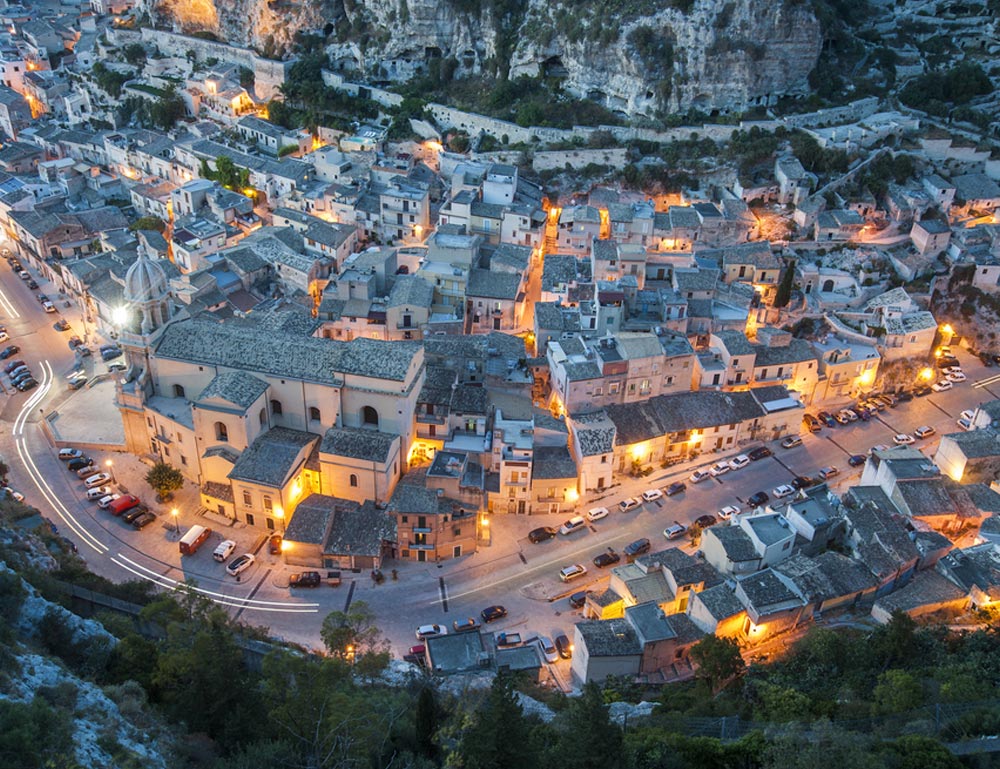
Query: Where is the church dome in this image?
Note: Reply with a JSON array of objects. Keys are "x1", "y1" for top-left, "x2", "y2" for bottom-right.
[{"x1": 123, "y1": 250, "x2": 168, "y2": 305}]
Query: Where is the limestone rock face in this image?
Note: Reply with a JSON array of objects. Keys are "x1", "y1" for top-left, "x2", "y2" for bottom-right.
[{"x1": 144, "y1": 0, "x2": 823, "y2": 116}]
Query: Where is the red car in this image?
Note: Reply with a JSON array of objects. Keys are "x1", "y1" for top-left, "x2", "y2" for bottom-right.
[{"x1": 268, "y1": 534, "x2": 282, "y2": 554}]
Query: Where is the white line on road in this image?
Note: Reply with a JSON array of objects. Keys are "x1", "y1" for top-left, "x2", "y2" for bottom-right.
[
  {"x1": 0, "y1": 284, "x2": 21, "y2": 319},
  {"x1": 973, "y1": 373, "x2": 1000, "y2": 388}
]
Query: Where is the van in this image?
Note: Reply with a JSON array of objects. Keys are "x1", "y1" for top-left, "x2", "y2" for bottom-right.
[
  {"x1": 108, "y1": 494, "x2": 140, "y2": 516},
  {"x1": 179, "y1": 524, "x2": 212, "y2": 555},
  {"x1": 213, "y1": 539, "x2": 236, "y2": 562}
]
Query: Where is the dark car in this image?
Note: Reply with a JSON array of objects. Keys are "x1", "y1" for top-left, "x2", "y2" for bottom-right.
[
  {"x1": 747, "y1": 491, "x2": 770, "y2": 507},
  {"x1": 11, "y1": 369, "x2": 33, "y2": 385},
  {"x1": 68, "y1": 336, "x2": 83, "y2": 348},
  {"x1": 131, "y1": 511, "x2": 157, "y2": 529},
  {"x1": 913, "y1": 384, "x2": 932, "y2": 397},
  {"x1": 593, "y1": 549, "x2": 621, "y2": 569},
  {"x1": 555, "y1": 634, "x2": 572, "y2": 659},
  {"x1": 15, "y1": 377, "x2": 36, "y2": 392},
  {"x1": 848, "y1": 454, "x2": 867, "y2": 467},
  {"x1": 694, "y1": 514, "x2": 718, "y2": 529},
  {"x1": 528, "y1": 526, "x2": 557, "y2": 543},
  {"x1": 980, "y1": 352, "x2": 995, "y2": 367},
  {"x1": 480, "y1": 605, "x2": 507, "y2": 623},
  {"x1": 77, "y1": 346, "x2": 92, "y2": 357},
  {"x1": 268, "y1": 534, "x2": 283, "y2": 554},
  {"x1": 665, "y1": 481, "x2": 686, "y2": 496},
  {"x1": 568, "y1": 591, "x2": 590, "y2": 609},
  {"x1": 289, "y1": 571, "x2": 322, "y2": 588},
  {"x1": 68, "y1": 376, "x2": 87, "y2": 390},
  {"x1": 122, "y1": 505, "x2": 149, "y2": 524},
  {"x1": 101, "y1": 346, "x2": 122, "y2": 361},
  {"x1": 54, "y1": 319, "x2": 70, "y2": 332},
  {"x1": 3, "y1": 359, "x2": 24, "y2": 374},
  {"x1": 67, "y1": 457, "x2": 93, "y2": 472},
  {"x1": 817, "y1": 411, "x2": 837, "y2": 427},
  {"x1": 791, "y1": 475, "x2": 814, "y2": 490},
  {"x1": 452, "y1": 617, "x2": 481, "y2": 633},
  {"x1": 0, "y1": 345, "x2": 19, "y2": 359},
  {"x1": 26, "y1": 279, "x2": 37, "y2": 289},
  {"x1": 896, "y1": 390, "x2": 914, "y2": 402},
  {"x1": 748, "y1": 446, "x2": 773, "y2": 461},
  {"x1": 623, "y1": 538, "x2": 651, "y2": 559}
]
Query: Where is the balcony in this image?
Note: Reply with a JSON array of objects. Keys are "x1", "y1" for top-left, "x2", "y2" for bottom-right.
[
  {"x1": 412, "y1": 527, "x2": 432, "y2": 534},
  {"x1": 416, "y1": 412, "x2": 446, "y2": 425}
]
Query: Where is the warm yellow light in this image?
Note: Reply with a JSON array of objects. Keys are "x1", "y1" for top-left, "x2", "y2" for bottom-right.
[
  {"x1": 934, "y1": 348, "x2": 943, "y2": 358},
  {"x1": 243, "y1": 188, "x2": 255, "y2": 198},
  {"x1": 274, "y1": 506, "x2": 284, "y2": 519},
  {"x1": 112, "y1": 306, "x2": 127, "y2": 326},
  {"x1": 171, "y1": 508, "x2": 178, "y2": 518},
  {"x1": 566, "y1": 488, "x2": 579, "y2": 503},
  {"x1": 281, "y1": 540, "x2": 291, "y2": 551},
  {"x1": 630, "y1": 443, "x2": 647, "y2": 461},
  {"x1": 424, "y1": 140, "x2": 442, "y2": 152},
  {"x1": 857, "y1": 369, "x2": 875, "y2": 386},
  {"x1": 106, "y1": 459, "x2": 113, "y2": 468},
  {"x1": 920, "y1": 367, "x2": 934, "y2": 381},
  {"x1": 941, "y1": 324, "x2": 953, "y2": 335}
]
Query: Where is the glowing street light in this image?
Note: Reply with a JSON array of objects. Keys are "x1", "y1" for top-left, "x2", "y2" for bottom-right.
[
  {"x1": 105, "y1": 459, "x2": 115, "y2": 483},
  {"x1": 171, "y1": 507, "x2": 179, "y2": 534}
]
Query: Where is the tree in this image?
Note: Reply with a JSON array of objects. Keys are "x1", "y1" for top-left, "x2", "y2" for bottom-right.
[
  {"x1": 320, "y1": 600, "x2": 386, "y2": 661},
  {"x1": 458, "y1": 671, "x2": 541, "y2": 769},
  {"x1": 122, "y1": 42, "x2": 147, "y2": 65},
  {"x1": 414, "y1": 685, "x2": 438, "y2": 759},
  {"x1": 773, "y1": 259, "x2": 795, "y2": 308},
  {"x1": 201, "y1": 155, "x2": 250, "y2": 191},
  {"x1": 554, "y1": 681, "x2": 623, "y2": 769},
  {"x1": 872, "y1": 669, "x2": 924, "y2": 715},
  {"x1": 690, "y1": 634, "x2": 745, "y2": 693},
  {"x1": 145, "y1": 461, "x2": 184, "y2": 501},
  {"x1": 129, "y1": 215, "x2": 166, "y2": 232}
]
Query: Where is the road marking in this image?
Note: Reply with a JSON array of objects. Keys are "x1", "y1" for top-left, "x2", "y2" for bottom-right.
[
  {"x1": 0, "y1": 284, "x2": 21, "y2": 318},
  {"x1": 438, "y1": 577, "x2": 448, "y2": 612},
  {"x1": 653, "y1": 499, "x2": 663, "y2": 508},
  {"x1": 973, "y1": 373, "x2": 1000, "y2": 388},
  {"x1": 824, "y1": 435, "x2": 853, "y2": 457},
  {"x1": 518, "y1": 552, "x2": 527, "y2": 564},
  {"x1": 344, "y1": 579, "x2": 355, "y2": 612},
  {"x1": 926, "y1": 398, "x2": 952, "y2": 418}
]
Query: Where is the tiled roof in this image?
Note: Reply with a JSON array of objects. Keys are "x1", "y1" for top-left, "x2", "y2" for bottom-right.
[
  {"x1": 320, "y1": 427, "x2": 398, "y2": 463},
  {"x1": 198, "y1": 371, "x2": 268, "y2": 408},
  {"x1": 604, "y1": 390, "x2": 766, "y2": 444},
  {"x1": 576, "y1": 618, "x2": 641, "y2": 657},
  {"x1": 570, "y1": 411, "x2": 616, "y2": 456},
  {"x1": 692, "y1": 583, "x2": 744, "y2": 620},
  {"x1": 709, "y1": 526, "x2": 759, "y2": 563},
  {"x1": 387, "y1": 275, "x2": 433, "y2": 308},
  {"x1": 325, "y1": 499, "x2": 397, "y2": 557},
  {"x1": 467, "y1": 269, "x2": 521, "y2": 300},
  {"x1": 736, "y1": 568, "x2": 801, "y2": 611},
  {"x1": 531, "y1": 445, "x2": 576, "y2": 480},
  {"x1": 227, "y1": 427, "x2": 319, "y2": 487}
]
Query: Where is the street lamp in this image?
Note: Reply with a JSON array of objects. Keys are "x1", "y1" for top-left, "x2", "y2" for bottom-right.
[
  {"x1": 105, "y1": 459, "x2": 114, "y2": 483},
  {"x1": 171, "y1": 507, "x2": 179, "y2": 534}
]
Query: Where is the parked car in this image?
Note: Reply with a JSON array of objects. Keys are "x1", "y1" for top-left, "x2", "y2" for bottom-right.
[
  {"x1": 289, "y1": 571, "x2": 322, "y2": 588},
  {"x1": 914, "y1": 425, "x2": 936, "y2": 439},
  {"x1": 747, "y1": 491, "x2": 770, "y2": 507},
  {"x1": 42, "y1": 301, "x2": 56, "y2": 313},
  {"x1": 67, "y1": 457, "x2": 93, "y2": 472},
  {"x1": 781, "y1": 435, "x2": 803, "y2": 449},
  {"x1": 728, "y1": 454, "x2": 750, "y2": 470},
  {"x1": 914, "y1": 385, "x2": 932, "y2": 397},
  {"x1": 663, "y1": 521, "x2": 688, "y2": 540},
  {"x1": 642, "y1": 487, "x2": 665, "y2": 501},
  {"x1": 896, "y1": 390, "x2": 914, "y2": 402},
  {"x1": 664, "y1": 482, "x2": 686, "y2": 496},
  {"x1": 9, "y1": 364, "x2": 30, "y2": 378},
  {"x1": 17, "y1": 269, "x2": 28, "y2": 280},
  {"x1": 101, "y1": 346, "x2": 122, "y2": 361},
  {"x1": 623, "y1": 538, "x2": 651, "y2": 559},
  {"x1": 97, "y1": 493, "x2": 121, "y2": 509},
  {"x1": 947, "y1": 370, "x2": 967, "y2": 383},
  {"x1": 818, "y1": 466, "x2": 840, "y2": 481},
  {"x1": 803, "y1": 415, "x2": 823, "y2": 433},
  {"x1": 131, "y1": 512, "x2": 157, "y2": 530},
  {"x1": 791, "y1": 475, "x2": 814, "y2": 490},
  {"x1": 58, "y1": 448, "x2": 83, "y2": 461},
  {"x1": 226, "y1": 553, "x2": 255, "y2": 576},
  {"x1": 748, "y1": 446, "x2": 773, "y2": 461},
  {"x1": 816, "y1": 411, "x2": 836, "y2": 427},
  {"x1": 694, "y1": 514, "x2": 717, "y2": 529},
  {"x1": 3, "y1": 359, "x2": 24, "y2": 374},
  {"x1": 586, "y1": 506, "x2": 609, "y2": 522},
  {"x1": 26, "y1": 279, "x2": 37, "y2": 289},
  {"x1": 213, "y1": 540, "x2": 236, "y2": 562},
  {"x1": 84, "y1": 472, "x2": 111, "y2": 488},
  {"x1": 68, "y1": 376, "x2": 87, "y2": 390},
  {"x1": 709, "y1": 461, "x2": 730, "y2": 477},
  {"x1": 931, "y1": 380, "x2": 953, "y2": 392},
  {"x1": 268, "y1": 534, "x2": 283, "y2": 554},
  {"x1": 718, "y1": 505, "x2": 740, "y2": 519},
  {"x1": 688, "y1": 469, "x2": 711, "y2": 483},
  {"x1": 452, "y1": 617, "x2": 480, "y2": 633},
  {"x1": 536, "y1": 635, "x2": 559, "y2": 664},
  {"x1": 0, "y1": 345, "x2": 18, "y2": 359},
  {"x1": 568, "y1": 591, "x2": 590, "y2": 609},
  {"x1": 121, "y1": 506, "x2": 149, "y2": 524},
  {"x1": 54, "y1": 319, "x2": 70, "y2": 332},
  {"x1": 558, "y1": 563, "x2": 587, "y2": 582},
  {"x1": 619, "y1": 497, "x2": 641, "y2": 513},
  {"x1": 3, "y1": 487, "x2": 24, "y2": 502},
  {"x1": 559, "y1": 516, "x2": 586, "y2": 535},
  {"x1": 86, "y1": 486, "x2": 113, "y2": 500},
  {"x1": 893, "y1": 433, "x2": 915, "y2": 445},
  {"x1": 593, "y1": 549, "x2": 621, "y2": 568},
  {"x1": 14, "y1": 376, "x2": 35, "y2": 392},
  {"x1": 480, "y1": 605, "x2": 507, "y2": 623},
  {"x1": 415, "y1": 624, "x2": 447, "y2": 640},
  {"x1": 555, "y1": 634, "x2": 573, "y2": 659},
  {"x1": 772, "y1": 484, "x2": 796, "y2": 499},
  {"x1": 958, "y1": 417, "x2": 974, "y2": 431},
  {"x1": 528, "y1": 526, "x2": 557, "y2": 543},
  {"x1": 960, "y1": 409, "x2": 976, "y2": 422},
  {"x1": 848, "y1": 454, "x2": 867, "y2": 467}
]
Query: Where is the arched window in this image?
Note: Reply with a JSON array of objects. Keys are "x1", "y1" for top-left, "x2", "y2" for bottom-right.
[
  {"x1": 173, "y1": 383, "x2": 185, "y2": 398},
  {"x1": 309, "y1": 406, "x2": 321, "y2": 422},
  {"x1": 361, "y1": 405, "x2": 378, "y2": 427},
  {"x1": 215, "y1": 421, "x2": 228, "y2": 441},
  {"x1": 349, "y1": 474, "x2": 358, "y2": 487},
  {"x1": 259, "y1": 408, "x2": 267, "y2": 426},
  {"x1": 270, "y1": 399, "x2": 283, "y2": 416}
]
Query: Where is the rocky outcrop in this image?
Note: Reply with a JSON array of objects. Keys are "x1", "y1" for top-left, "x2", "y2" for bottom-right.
[{"x1": 143, "y1": 0, "x2": 823, "y2": 116}]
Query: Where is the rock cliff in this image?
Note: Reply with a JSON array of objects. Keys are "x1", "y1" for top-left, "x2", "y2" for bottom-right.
[{"x1": 144, "y1": 0, "x2": 823, "y2": 116}]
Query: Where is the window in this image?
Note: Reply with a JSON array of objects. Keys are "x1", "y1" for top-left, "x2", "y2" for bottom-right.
[
  {"x1": 180, "y1": 455, "x2": 188, "y2": 466},
  {"x1": 418, "y1": 516, "x2": 427, "y2": 528},
  {"x1": 263, "y1": 496, "x2": 273, "y2": 511},
  {"x1": 601, "y1": 455, "x2": 607, "y2": 463},
  {"x1": 173, "y1": 383, "x2": 185, "y2": 398},
  {"x1": 259, "y1": 408, "x2": 267, "y2": 426},
  {"x1": 266, "y1": 518, "x2": 274, "y2": 530},
  {"x1": 362, "y1": 405, "x2": 378, "y2": 427},
  {"x1": 242, "y1": 490, "x2": 251, "y2": 506},
  {"x1": 215, "y1": 422, "x2": 228, "y2": 442},
  {"x1": 246, "y1": 513, "x2": 255, "y2": 526},
  {"x1": 401, "y1": 515, "x2": 408, "y2": 523},
  {"x1": 270, "y1": 399, "x2": 282, "y2": 416},
  {"x1": 349, "y1": 474, "x2": 358, "y2": 487},
  {"x1": 309, "y1": 406, "x2": 321, "y2": 422}
]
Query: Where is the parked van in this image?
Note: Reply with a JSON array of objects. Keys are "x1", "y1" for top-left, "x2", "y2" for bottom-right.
[
  {"x1": 179, "y1": 524, "x2": 212, "y2": 555},
  {"x1": 108, "y1": 494, "x2": 140, "y2": 516}
]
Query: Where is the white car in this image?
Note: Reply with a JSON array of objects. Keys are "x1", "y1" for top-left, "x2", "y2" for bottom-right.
[
  {"x1": 718, "y1": 505, "x2": 740, "y2": 520},
  {"x1": 226, "y1": 553, "x2": 255, "y2": 576},
  {"x1": 619, "y1": 497, "x2": 641, "y2": 512},
  {"x1": 688, "y1": 469, "x2": 711, "y2": 484},
  {"x1": 957, "y1": 417, "x2": 974, "y2": 431},
  {"x1": 415, "y1": 624, "x2": 447, "y2": 640},
  {"x1": 213, "y1": 539, "x2": 236, "y2": 562},
  {"x1": 559, "y1": 563, "x2": 588, "y2": 582},
  {"x1": 893, "y1": 433, "x2": 915, "y2": 445},
  {"x1": 536, "y1": 635, "x2": 559, "y2": 664},
  {"x1": 772, "y1": 484, "x2": 796, "y2": 499},
  {"x1": 641, "y1": 488, "x2": 664, "y2": 502},
  {"x1": 947, "y1": 370, "x2": 967, "y2": 383},
  {"x1": 2, "y1": 487, "x2": 23, "y2": 502},
  {"x1": 42, "y1": 301, "x2": 56, "y2": 313},
  {"x1": 960, "y1": 409, "x2": 976, "y2": 423},
  {"x1": 931, "y1": 380, "x2": 953, "y2": 392},
  {"x1": 709, "y1": 462, "x2": 730, "y2": 477},
  {"x1": 559, "y1": 516, "x2": 587, "y2": 535},
  {"x1": 839, "y1": 409, "x2": 859, "y2": 422},
  {"x1": 86, "y1": 486, "x2": 113, "y2": 500},
  {"x1": 586, "y1": 506, "x2": 609, "y2": 522},
  {"x1": 728, "y1": 455, "x2": 750, "y2": 471},
  {"x1": 58, "y1": 448, "x2": 83, "y2": 460},
  {"x1": 83, "y1": 472, "x2": 111, "y2": 488},
  {"x1": 781, "y1": 435, "x2": 803, "y2": 449},
  {"x1": 97, "y1": 493, "x2": 121, "y2": 508},
  {"x1": 914, "y1": 426, "x2": 936, "y2": 439}
]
